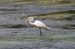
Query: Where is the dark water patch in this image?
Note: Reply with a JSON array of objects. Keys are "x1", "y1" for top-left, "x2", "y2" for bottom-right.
[
  {"x1": 30, "y1": 10, "x2": 75, "y2": 16},
  {"x1": 63, "y1": 24, "x2": 75, "y2": 29},
  {"x1": 53, "y1": 10, "x2": 75, "y2": 14},
  {"x1": 60, "y1": 0, "x2": 72, "y2": 4},
  {"x1": 0, "y1": 9, "x2": 18, "y2": 11},
  {"x1": 0, "y1": 24, "x2": 27, "y2": 28},
  {"x1": 64, "y1": 14, "x2": 75, "y2": 20}
]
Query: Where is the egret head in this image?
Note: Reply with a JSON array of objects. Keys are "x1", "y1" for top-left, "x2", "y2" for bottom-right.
[{"x1": 28, "y1": 17, "x2": 34, "y2": 21}]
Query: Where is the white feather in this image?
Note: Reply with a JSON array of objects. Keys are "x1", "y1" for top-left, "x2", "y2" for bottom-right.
[
  {"x1": 28, "y1": 17, "x2": 50, "y2": 30},
  {"x1": 33, "y1": 20, "x2": 47, "y2": 28}
]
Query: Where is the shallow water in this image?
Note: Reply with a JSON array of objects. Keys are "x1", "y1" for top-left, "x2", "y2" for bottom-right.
[
  {"x1": 0, "y1": 3, "x2": 75, "y2": 19},
  {"x1": 0, "y1": 2, "x2": 75, "y2": 49},
  {"x1": 0, "y1": 41, "x2": 75, "y2": 49}
]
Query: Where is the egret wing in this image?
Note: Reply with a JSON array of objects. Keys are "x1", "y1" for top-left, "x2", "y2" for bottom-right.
[{"x1": 33, "y1": 20, "x2": 47, "y2": 27}]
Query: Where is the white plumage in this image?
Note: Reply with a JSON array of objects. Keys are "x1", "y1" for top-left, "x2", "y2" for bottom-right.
[
  {"x1": 32, "y1": 20, "x2": 47, "y2": 28},
  {"x1": 28, "y1": 17, "x2": 50, "y2": 36}
]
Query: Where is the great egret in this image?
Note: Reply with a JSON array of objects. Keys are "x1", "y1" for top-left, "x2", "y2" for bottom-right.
[{"x1": 28, "y1": 17, "x2": 50, "y2": 36}]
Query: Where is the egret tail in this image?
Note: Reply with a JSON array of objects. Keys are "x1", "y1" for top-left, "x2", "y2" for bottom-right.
[{"x1": 46, "y1": 27, "x2": 51, "y2": 30}]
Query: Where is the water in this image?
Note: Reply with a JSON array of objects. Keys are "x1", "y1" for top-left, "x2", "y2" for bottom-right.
[
  {"x1": 0, "y1": 41, "x2": 75, "y2": 49},
  {"x1": 0, "y1": 3, "x2": 75, "y2": 19},
  {"x1": 0, "y1": 2, "x2": 75, "y2": 49}
]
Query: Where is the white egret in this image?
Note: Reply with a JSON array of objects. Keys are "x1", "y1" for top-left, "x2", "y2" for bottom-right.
[{"x1": 28, "y1": 17, "x2": 50, "y2": 36}]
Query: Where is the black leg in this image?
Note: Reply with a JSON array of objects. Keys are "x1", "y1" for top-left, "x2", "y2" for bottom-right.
[{"x1": 39, "y1": 28, "x2": 42, "y2": 36}]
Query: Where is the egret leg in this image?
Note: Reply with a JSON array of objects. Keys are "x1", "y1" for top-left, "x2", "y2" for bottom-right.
[{"x1": 39, "y1": 28, "x2": 42, "y2": 36}]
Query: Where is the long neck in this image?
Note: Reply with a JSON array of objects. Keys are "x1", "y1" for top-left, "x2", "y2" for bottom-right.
[{"x1": 29, "y1": 19, "x2": 34, "y2": 25}]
